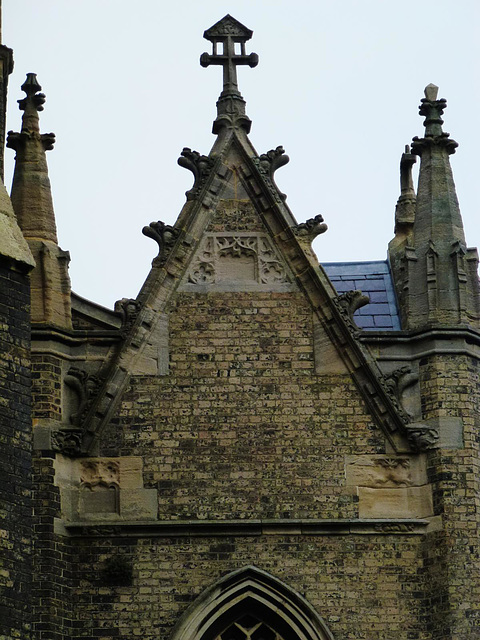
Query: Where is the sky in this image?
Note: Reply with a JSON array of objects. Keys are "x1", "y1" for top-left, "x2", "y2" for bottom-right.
[{"x1": 3, "y1": 1, "x2": 480, "y2": 309}]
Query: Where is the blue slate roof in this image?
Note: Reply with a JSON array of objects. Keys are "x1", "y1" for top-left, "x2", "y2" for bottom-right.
[{"x1": 322, "y1": 260, "x2": 401, "y2": 331}]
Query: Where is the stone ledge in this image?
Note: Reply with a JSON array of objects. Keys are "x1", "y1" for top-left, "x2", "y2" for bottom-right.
[{"x1": 64, "y1": 517, "x2": 430, "y2": 538}]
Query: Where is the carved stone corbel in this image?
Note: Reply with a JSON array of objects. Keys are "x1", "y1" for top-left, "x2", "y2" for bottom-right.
[
  {"x1": 332, "y1": 290, "x2": 370, "y2": 334},
  {"x1": 252, "y1": 146, "x2": 289, "y2": 202},
  {"x1": 142, "y1": 220, "x2": 179, "y2": 262},
  {"x1": 64, "y1": 367, "x2": 104, "y2": 428},
  {"x1": 405, "y1": 423, "x2": 439, "y2": 451},
  {"x1": 51, "y1": 428, "x2": 84, "y2": 457},
  {"x1": 177, "y1": 147, "x2": 214, "y2": 200}
]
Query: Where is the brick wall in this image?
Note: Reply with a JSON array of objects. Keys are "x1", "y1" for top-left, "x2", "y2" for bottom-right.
[
  {"x1": 106, "y1": 290, "x2": 384, "y2": 521},
  {"x1": 76, "y1": 287, "x2": 438, "y2": 639},
  {"x1": 32, "y1": 455, "x2": 72, "y2": 640},
  {"x1": 421, "y1": 354, "x2": 480, "y2": 638},
  {"x1": 0, "y1": 259, "x2": 32, "y2": 640},
  {"x1": 70, "y1": 533, "x2": 428, "y2": 640},
  {"x1": 31, "y1": 353, "x2": 62, "y2": 421}
]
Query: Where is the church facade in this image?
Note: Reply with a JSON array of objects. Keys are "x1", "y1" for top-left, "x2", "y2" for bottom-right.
[{"x1": 1, "y1": 15, "x2": 480, "y2": 640}]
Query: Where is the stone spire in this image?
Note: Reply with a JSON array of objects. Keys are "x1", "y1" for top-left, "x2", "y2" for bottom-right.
[
  {"x1": 391, "y1": 85, "x2": 480, "y2": 329},
  {"x1": 200, "y1": 15, "x2": 258, "y2": 134},
  {"x1": 7, "y1": 74, "x2": 72, "y2": 328}
]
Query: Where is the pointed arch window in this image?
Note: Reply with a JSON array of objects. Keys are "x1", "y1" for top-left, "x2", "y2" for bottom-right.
[
  {"x1": 170, "y1": 566, "x2": 334, "y2": 640},
  {"x1": 212, "y1": 613, "x2": 288, "y2": 640}
]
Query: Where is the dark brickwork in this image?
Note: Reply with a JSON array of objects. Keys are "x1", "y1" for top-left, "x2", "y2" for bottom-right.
[
  {"x1": 31, "y1": 455, "x2": 72, "y2": 640},
  {"x1": 0, "y1": 258, "x2": 32, "y2": 640},
  {"x1": 421, "y1": 355, "x2": 480, "y2": 637},
  {"x1": 70, "y1": 534, "x2": 428, "y2": 640},
  {"x1": 30, "y1": 350, "x2": 71, "y2": 639},
  {"x1": 31, "y1": 353, "x2": 62, "y2": 420},
  {"x1": 108, "y1": 290, "x2": 384, "y2": 521}
]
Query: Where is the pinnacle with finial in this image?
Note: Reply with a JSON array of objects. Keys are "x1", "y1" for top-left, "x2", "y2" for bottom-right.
[
  {"x1": 200, "y1": 15, "x2": 258, "y2": 134},
  {"x1": 200, "y1": 15, "x2": 258, "y2": 97},
  {"x1": 411, "y1": 84, "x2": 457, "y2": 156},
  {"x1": 7, "y1": 73, "x2": 57, "y2": 241},
  {"x1": 418, "y1": 83, "x2": 447, "y2": 138},
  {"x1": 7, "y1": 74, "x2": 55, "y2": 151},
  {"x1": 19, "y1": 73, "x2": 45, "y2": 111},
  {"x1": 17, "y1": 73, "x2": 47, "y2": 135}
]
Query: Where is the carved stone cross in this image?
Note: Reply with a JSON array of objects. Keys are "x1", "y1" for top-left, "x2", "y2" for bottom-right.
[{"x1": 200, "y1": 15, "x2": 258, "y2": 96}]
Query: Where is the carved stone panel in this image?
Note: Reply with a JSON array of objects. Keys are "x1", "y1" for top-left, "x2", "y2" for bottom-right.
[
  {"x1": 345, "y1": 454, "x2": 433, "y2": 519},
  {"x1": 55, "y1": 456, "x2": 157, "y2": 522},
  {"x1": 79, "y1": 459, "x2": 120, "y2": 516},
  {"x1": 80, "y1": 485, "x2": 118, "y2": 516},
  {"x1": 181, "y1": 232, "x2": 295, "y2": 292},
  {"x1": 358, "y1": 486, "x2": 433, "y2": 519},
  {"x1": 345, "y1": 454, "x2": 426, "y2": 488}
]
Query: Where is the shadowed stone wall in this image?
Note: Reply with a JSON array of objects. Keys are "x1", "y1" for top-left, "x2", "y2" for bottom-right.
[{"x1": 0, "y1": 258, "x2": 32, "y2": 640}]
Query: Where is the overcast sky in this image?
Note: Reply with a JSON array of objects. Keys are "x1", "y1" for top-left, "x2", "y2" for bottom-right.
[{"x1": 4, "y1": 1, "x2": 480, "y2": 308}]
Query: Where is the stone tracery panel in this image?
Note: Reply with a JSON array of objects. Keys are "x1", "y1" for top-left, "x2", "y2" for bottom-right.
[
  {"x1": 214, "y1": 615, "x2": 286, "y2": 640},
  {"x1": 184, "y1": 232, "x2": 292, "y2": 289}
]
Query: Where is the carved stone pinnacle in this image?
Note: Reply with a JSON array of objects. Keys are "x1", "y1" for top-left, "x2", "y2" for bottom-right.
[{"x1": 200, "y1": 16, "x2": 258, "y2": 133}]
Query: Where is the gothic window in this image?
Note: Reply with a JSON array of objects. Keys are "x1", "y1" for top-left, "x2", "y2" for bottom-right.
[{"x1": 170, "y1": 566, "x2": 334, "y2": 640}]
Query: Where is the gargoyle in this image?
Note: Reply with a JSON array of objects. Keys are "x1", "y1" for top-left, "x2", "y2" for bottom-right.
[{"x1": 293, "y1": 214, "x2": 328, "y2": 241}]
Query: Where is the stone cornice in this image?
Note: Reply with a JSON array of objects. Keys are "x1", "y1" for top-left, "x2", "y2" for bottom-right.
[
  {"x1": 63, "y1": 517, "x2": 430, "y2": 538},
  {"x1": 32, "y1": 327, "x2": 122, "y2": 347},
  {"x1": 359, "y1": 326, "x2": 480, "y2": 357}
]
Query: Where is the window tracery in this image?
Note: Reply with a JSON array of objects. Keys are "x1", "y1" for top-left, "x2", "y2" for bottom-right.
[{"x1": 214, "y1": 614, "x2": 288, "y2": 640}]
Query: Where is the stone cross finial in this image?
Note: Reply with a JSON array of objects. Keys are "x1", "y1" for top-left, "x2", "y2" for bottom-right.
[{"x1": 200, "y1": 15, "x2": 258, "y2": 97}]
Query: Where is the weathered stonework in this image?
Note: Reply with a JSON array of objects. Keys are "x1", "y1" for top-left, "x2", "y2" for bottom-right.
[
  {"x1": 2, "y1": 14, "x2": 480, "y2": 640},
  {"x1": 55, "y1": 455, "x2": 157, "y2": 522},
  {"x1": 181, "y1": 231, "x2": 294, "y2": 291}
]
